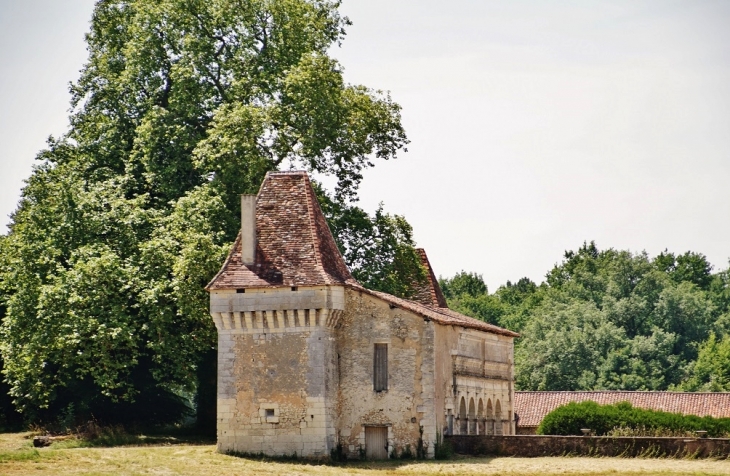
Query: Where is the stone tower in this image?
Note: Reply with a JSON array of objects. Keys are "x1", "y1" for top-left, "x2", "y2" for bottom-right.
[{"x1": 206, "y1": 171, "x2": 355, "y2": 457}]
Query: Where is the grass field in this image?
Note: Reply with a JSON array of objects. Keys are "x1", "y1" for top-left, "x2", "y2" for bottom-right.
[{"x1": 1, "y1": 432, "x2": 730, "y2": 476}]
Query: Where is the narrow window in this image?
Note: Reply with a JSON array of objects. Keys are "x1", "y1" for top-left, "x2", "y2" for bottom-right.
[{"x1": 373, "y1": 344, "x2": 388, "y2": 392}]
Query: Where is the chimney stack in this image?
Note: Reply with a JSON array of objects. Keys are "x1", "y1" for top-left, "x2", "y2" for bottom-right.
[{"x1": 240, "y1": 195, "x2": 256, "y2": 265}]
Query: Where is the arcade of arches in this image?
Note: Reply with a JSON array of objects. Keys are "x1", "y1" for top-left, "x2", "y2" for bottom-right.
[{"x1": 441, "y1": 329, "x2": 515, "y2": 436}]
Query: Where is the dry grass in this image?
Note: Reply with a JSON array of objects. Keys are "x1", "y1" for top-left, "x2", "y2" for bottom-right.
[{"x1": 0, "y1": 432, "x2": 729, "y2": 475}]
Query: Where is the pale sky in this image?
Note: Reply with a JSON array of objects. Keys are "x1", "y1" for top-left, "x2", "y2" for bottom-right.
[{"x1": 1, "y1": 0, "x2": 729, "y2": 291}]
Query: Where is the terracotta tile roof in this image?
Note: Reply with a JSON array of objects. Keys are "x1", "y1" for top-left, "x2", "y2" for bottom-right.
[
  {"x1": 410, "y1": 249, "x2": 448, "y2": 308},
  {"x1": 206, "y1": 171, "x2": 356, "y2": 289},
  {"x1": 515, "y1": 391, "x2": 730, "y2": 427}
]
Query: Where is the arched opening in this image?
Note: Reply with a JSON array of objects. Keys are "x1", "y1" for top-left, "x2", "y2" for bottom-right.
[
  {"x1": 495, "y1": 400, "x2": 503, "y2": 435},
  {"x1": 477, "y1": 399, "x2": 485, "y2": 435},
  {"x1": 486, "y1": 399, "x2": 494, "y2": 435},
  {"x1": 468, "y1": 398, "x2": 476, "y2": 435},
  {"x1": 458, "y1": 397, "x2": 467, "y2": 435}
]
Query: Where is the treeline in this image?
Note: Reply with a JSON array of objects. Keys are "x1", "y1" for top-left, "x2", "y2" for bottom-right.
[{"x1": 439, "y1": 242, "x2": 730, "y2": 392}]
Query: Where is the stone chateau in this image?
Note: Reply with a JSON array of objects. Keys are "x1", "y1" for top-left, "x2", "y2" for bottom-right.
[{"x1": 206, "y1": 171, "x2": 519, "y2": 458}]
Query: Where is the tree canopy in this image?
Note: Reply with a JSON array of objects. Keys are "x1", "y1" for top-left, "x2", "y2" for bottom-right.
[
  {"x1": 0, "y1": 0, "x2": 416, "y2": 426},
  {"x1": 440, "y1": 242, "x2": 730, "y2": 392}
]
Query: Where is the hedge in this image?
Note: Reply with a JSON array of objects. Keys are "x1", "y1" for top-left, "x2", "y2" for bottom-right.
[{"x1": 537, "y1": 401, "x2": 730, "y2": 437}]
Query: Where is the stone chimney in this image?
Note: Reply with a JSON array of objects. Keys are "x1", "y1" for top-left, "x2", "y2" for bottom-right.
[{"x1": 240, "y1": 195, "x2": 256, "y2": 265}]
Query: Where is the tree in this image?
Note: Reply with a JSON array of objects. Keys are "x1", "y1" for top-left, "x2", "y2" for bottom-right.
[
  {"x1": 0, "y1": 0, "x2": 411, "y2": 425},
  {"x1": 681, "y1": 333, "x2": 730, "y2": 391},
  {"x1": 317, "y1": 190, "x2": 426, "y2": 298},
  {"x1": 515, "y1": 299, "x2": 626, "y2": 391},
  {"x1": 441, "y1": 242, "x2": 730, "y2": 392},
  {"x1": 440, "y1": 271, "x2": 488, "y2": 299},
  {"x1": 438, "y1": 272, "x2": 506, "y2": 326}
]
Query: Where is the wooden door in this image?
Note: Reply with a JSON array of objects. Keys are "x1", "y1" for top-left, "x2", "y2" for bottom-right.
[{"x1": 365, "y1": 426, "x2": 388, "y2": 459}]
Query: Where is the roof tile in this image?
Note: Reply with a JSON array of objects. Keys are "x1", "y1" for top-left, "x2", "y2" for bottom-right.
[
  {"x1": 410, "y1": 249, "x2": 448, "y2": 308},
  {"x1": 515, "y1": 391, "x2": 730, "y2": 427},
  {"x1": 206, "y1": 171, "x2": 356, "y2": 289}
]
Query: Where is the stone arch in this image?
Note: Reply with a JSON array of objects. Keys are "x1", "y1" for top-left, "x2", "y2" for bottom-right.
[
  {"x1": 477, "y1": 399, "x2": 485, "y2": 435},
  {"x1": 486, "y1": 399, "x2": 494, "y2": 435},
  {"x1": 458, "y1": 397, "x2": 467, "y2": 435},
  {"x1": 468, "y1": 398, "x2": 476, "y2": 434},
  {"x1": 495, "y1": 400, "x2": 503, "y2": 435}
]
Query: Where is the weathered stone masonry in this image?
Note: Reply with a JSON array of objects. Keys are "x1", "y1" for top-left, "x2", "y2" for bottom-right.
[
  {"x1": 336, "y1": 288, "x2": 437, "y2": 457},
  {"x1": 212, "y1": 286, "x2": 344, "y2": 456}
]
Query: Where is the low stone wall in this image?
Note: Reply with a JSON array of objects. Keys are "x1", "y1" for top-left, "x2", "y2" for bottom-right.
[{"x1": 445, "y1": 435, "x2": 730, "y2": 458}]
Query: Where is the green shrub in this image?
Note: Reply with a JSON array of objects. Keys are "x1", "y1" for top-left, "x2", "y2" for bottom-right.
[
  {"x1": 329, "y1": 442, "x2": 347, "y2": 462},
  {"x1": 434, "y1": 432, "x2": 453, "y2": 460},
  {"x1": 537, "y1": 401, "x2": 730, "y2": 437}
]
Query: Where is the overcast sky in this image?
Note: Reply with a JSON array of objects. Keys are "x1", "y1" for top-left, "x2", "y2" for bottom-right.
[{"x1": 1, "y1": 0, "x2": 729, "y2": 290}]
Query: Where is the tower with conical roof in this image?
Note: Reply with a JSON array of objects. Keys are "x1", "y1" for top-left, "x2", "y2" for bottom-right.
[{"x1": 207, "y1": 171, "x2": 353, "y2": 456}]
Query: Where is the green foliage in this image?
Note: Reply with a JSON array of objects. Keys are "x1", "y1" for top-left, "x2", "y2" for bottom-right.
[
  {"x1": 681, "y1": 333, "x2": 730, "y2": 391},
  {"x1": 318, "y1": 189, "x2": 426, "y2": 298},
  {"x1": 440, "y1": 241, "x2": 730, "y2": 392},
  {"x1": 0, "y1": 0, "x2": 414, "y2": 424},
  {"x1": 537, "y1": 401, "x2": 730, "y2": 438},
  {"x1": 440, "y1": 271, "x2": 487, "y2": 299},
  {"x1": 439, "y1": 272, "x2": 508, "y2": 326},
  {"x1": 433, "y1": 432, "x2": 453, "y2": 460}
]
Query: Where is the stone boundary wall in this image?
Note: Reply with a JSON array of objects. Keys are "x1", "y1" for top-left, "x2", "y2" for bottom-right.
[{"x1": 446, "y1": 435, "x2": 730, "y2": 458}]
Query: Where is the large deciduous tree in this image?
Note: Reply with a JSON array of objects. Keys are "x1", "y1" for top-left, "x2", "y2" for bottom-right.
[{"x1": 0, "y1": 0, "x2": 411, "y2": 426}]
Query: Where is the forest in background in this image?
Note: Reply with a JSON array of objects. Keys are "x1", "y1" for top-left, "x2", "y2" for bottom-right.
[{"x1": 440, "y1": 242, "x2": 730, "y2": 392}]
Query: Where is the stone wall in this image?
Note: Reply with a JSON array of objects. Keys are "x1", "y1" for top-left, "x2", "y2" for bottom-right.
[
  {"x1": 434, "y1": 325, "x2": 515, "y2": 437},
  {"x1": 447, "y1": 435, "x2": 730, "y2": 458},
  {"x1": 336, "y1": 288, "x2": 436, "y2": 458},
  {"x1": 212, "y1": 286, "x2": 344, "y2": 457}
]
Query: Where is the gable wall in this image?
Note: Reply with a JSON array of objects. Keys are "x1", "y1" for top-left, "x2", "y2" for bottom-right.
[{"x1": 336, "y1": 288, "x2": 437, "y2": 458}]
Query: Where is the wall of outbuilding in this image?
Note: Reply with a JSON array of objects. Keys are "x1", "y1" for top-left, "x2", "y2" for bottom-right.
[
  {"x1": 434, "y1": 325, "x2": 515, "y2": 437},
  {"x1": 335, "y1": 288, "x2": 437, "y2": 458}
]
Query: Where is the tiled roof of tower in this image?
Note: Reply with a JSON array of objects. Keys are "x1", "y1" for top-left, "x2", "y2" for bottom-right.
[
  {"x1": 206, "y1": 171, "x2": 357, "y2": 289},
  {"x1": 514, "y1": 391, "x2": 730, "y2": 427},
  {"x1": 410, "y1": 249, "x2": 448, "y2": 308}
]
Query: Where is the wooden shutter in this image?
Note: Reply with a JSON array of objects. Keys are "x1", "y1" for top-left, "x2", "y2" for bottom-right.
[{"x1": 373, "y1": 344, "x2": 388, "y2": 391}]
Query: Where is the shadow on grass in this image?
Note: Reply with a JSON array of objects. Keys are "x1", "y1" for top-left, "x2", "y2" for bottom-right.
[
  {"x1": 47, "y1": 425, "x2": 216, "y2": 449},
  {"x1": 224, "y1": 451, "x2": 482, "y2": 469}
]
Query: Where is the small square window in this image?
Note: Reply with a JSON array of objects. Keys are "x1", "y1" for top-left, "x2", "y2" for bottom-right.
[{"x1": 265, "y1": 409, "x2": 275, "y2": 418}]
